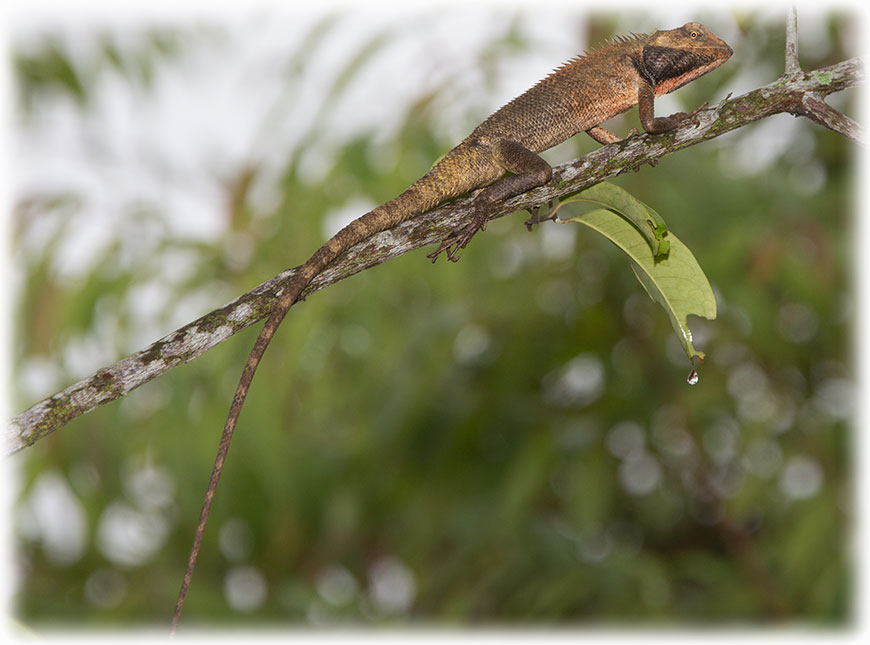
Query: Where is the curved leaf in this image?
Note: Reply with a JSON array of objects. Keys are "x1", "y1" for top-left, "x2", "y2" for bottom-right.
[
  {"x1": 560, "y1": 181, "x2": 671, "y2": 259},
  {"x1": 564, "y1": 207, "x2": 716, "y2": 363}
]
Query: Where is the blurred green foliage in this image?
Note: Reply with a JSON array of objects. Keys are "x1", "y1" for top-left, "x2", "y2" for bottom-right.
[{"x1": 11, "y1": 8, "x2": 854, "y2": 629}]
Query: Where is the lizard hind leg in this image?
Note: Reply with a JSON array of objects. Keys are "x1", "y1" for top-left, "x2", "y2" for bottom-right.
[{"x1": 427, "y1": 139, "x2": 553, "y2": 263}]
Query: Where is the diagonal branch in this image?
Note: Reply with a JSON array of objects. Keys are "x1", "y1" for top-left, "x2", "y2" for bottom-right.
[
  {"x1": 799, "y1": 93, "x2": 866, "y2": 145},
  {"x1": 6, "y1": 56, "x2": 864, "y2": 455}
]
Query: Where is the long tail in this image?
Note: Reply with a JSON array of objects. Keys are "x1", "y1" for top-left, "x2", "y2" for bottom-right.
[{"x1": 170, "y1": 150, "x2": 480, "y2": 633}]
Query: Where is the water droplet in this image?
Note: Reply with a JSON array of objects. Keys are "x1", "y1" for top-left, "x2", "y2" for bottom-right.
[{"x1": 687, "y1": 369, "x2": 699, "y2": 385}]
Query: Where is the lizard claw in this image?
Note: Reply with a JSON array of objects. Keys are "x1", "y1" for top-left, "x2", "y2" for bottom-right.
[
  {"x1": 427, "y1": 211, "x2": 489, "y2": 263},
  {"x1": 427, "y1": 238, "x2": 464, "y2": 263}
]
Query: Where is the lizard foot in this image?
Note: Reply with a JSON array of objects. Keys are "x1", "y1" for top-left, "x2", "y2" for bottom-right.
[
  {"x1": 524, "y1": 200, "x2": 558, "y2": 230},
  {"x1": 427, "y1": 211, "x2": 489, "y2": 263},
  {"x1": 666, "y1": 103, "x2": 708, "y2": 129}
]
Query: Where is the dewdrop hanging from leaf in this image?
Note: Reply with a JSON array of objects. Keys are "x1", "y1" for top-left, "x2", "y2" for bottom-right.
[{"x1": 561, "y1": 182, "x2": 717, "y2": 372}]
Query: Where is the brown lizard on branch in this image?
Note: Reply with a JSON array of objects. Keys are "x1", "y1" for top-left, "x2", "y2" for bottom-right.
[{"x1": 171, "y1": 22, "x2": 732, "y2": 630}]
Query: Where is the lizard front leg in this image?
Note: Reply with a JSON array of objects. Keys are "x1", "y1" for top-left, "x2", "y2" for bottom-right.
[
  {"x1": 638, "y1": 80, "x2": 701, "y2": 134},
  {"x1": 428, "y1": 138, "x2": 552, "y2": 262}
]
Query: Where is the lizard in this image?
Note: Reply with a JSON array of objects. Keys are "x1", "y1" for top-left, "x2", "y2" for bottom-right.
[{"x1": 171, "y1": 21, "x2": 732, "y2": 630}]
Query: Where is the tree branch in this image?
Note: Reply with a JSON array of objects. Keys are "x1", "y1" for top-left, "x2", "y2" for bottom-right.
[
  {"x1": 6, "y1": 56, "x2": 864, "y2": 455},
  {"x1": 800, "y1": 93, "x2": 866, "y2": 144},
  {"x1": 781, "y1": 7, "x2": 865, "y2": 145},
  {"x1": 785, "y1": 6, "x2": 801, "y2": 78}
]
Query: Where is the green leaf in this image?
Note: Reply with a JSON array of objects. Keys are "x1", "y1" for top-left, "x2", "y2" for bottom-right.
[
  {"x1": 564, "y1": 207, "x2": 717, "y2": 364},
  {"x1": 559, "y1": 182, "x2": 671, "y2": 259}
]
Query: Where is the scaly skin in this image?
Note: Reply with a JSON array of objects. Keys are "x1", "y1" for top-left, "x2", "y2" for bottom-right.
[{"x1": 171, "y1": 22, "x2": 732, "y2": 631}]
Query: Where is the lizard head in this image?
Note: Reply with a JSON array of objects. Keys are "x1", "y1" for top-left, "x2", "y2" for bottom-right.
[{"x1": 642, "y1": 22, "x2": 733, "y2": 95}]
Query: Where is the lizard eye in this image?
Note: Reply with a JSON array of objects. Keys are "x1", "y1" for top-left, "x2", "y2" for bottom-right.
[{"x1": 690, "y1": 30, "x2": 699, "y2": 39}]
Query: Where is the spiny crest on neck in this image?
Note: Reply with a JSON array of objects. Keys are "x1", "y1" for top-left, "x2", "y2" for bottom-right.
[{"x1": 545, "y1": 30, "x2": 648, "y2": 78}]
